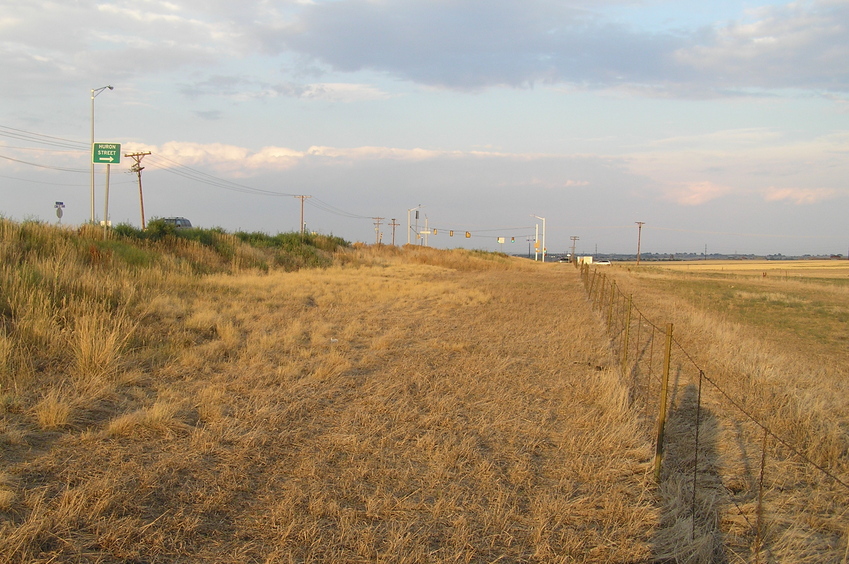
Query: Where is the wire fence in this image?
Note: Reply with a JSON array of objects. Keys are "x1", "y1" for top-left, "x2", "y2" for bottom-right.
[{"x1": 578, "y1": 263, "x2": 849, "y2": 562}]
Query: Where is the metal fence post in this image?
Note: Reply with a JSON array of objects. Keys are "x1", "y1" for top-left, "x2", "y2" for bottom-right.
[{"x1": 622, "y1": 294, "x2": 633, "y2": 373}]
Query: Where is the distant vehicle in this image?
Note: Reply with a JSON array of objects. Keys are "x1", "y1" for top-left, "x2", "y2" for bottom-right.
[
  {"x1": 162, "y1": 217, "x2": 192, "y2": 229},
  {"x1": 558, "y1": 257, "x2": 571, "y2": 263},
  {"x1": 596, "y1": 260, "x2": 611, "y2": 265}
]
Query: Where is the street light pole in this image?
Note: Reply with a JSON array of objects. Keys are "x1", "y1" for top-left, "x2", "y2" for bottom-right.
[
  {"x1": 90, "y1": 85, "x2": 113, "y2": 223},
  {"x1": 532, "y1": 215, "x2": 546, "y2": 262},
  {"x1": 406, "y1": 204, "x2": 421, "y2": 245}
]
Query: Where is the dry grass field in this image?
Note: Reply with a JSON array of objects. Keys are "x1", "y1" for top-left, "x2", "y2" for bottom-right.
[
  {"x1": 592, "y1": 260, "x2": 849, "y2": 563},
  {"x1": 1, "y1": 223, "x2": 661, "y2": 563},
  {"x1": 642, "y1": 259, "x2": 849, "y2": 280},
  {"x1": 4, "y1": 220, "x2": 846, "y2": 563}
]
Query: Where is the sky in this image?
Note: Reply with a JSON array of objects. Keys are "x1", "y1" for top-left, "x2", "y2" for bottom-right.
[{"x1": 1, "y1": 0, "x2": 848, "y2": 256}]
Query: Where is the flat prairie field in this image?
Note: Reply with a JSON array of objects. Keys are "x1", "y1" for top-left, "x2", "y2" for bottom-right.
[
  {"x1": 1, "y1": 253, "x2": 661, "y2": 563},
  {"x1": 635, "y1": 259, "x2": 849, "y2": 280},
  {"x1": 613, "y1": 259, "x2": 849, "y2": 362}
]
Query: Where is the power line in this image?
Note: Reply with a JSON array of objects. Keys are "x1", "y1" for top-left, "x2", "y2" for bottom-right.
[
  {"x1": 145, "y1": 154, "x2": 296, "y2": 197},
  {"x1": 307, "y1": 197, "x2": 373, "y2": 220},
  {"x1": 0, "y1": 152, "x2": 88, "y2": 173},
  {"x1": 0, "y1": 125, "x2": 87, "y2": 151}
]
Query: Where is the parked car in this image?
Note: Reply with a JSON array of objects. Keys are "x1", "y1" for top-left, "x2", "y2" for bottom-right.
[{"x1": 162, "y1": 217, "x2": 192, "y2": 229}]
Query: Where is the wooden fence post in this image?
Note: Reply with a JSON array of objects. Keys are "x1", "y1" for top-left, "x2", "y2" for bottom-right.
[{"x1": 653, "y1": 323, "x2": 674, "y2": 482}]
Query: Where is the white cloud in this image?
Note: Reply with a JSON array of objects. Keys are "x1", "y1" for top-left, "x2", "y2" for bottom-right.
[
  {"x1": 298, "y1": 83, "x2": 390, "y2": 102},
  {"x1": 674, "y1": 1, "x2": 849, "y2": 91},
  {"x1": 2, "y1": 0, "x2": 848, "y2": 100},
  {"x1": 763, "y1": 187, "x2": 838, "y2": 204},
  {"x1": 666, "y1": 181, "x2": 733, "y2": 205}
]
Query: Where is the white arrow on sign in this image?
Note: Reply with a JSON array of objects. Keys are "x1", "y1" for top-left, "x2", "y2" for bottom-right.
[{"x1": 98, "y1": 156, "x2": 115, "y2": 162}]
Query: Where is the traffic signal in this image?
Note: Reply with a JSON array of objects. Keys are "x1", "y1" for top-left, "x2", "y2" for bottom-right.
[
  {"x1": 449, "y1": 230, "x2": 454, "y2": 237},
  {"x1": 465, "y1": 231, "x2": 471, "y2": 238}
]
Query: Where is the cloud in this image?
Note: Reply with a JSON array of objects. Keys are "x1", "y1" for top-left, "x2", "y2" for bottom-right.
[
  {"x1": 674, "y1": 1, "x2": 849, "y2": 92},
  {"x1": 180, "y1": 75, "x2": 390, "y2": 102},
  {"x1": 273, "y1": 0, "x2": 686, "y2": 91},
  {"x1": 666, "y1": 181, "x2": 733, "y2": 205},
  {"x1": 3, "y1": 0, "x2": 847, "y2": 100},
  {"x1": 267, "y1": 0, "x2": 849, "y2": 95},
  {"x1": 763, "y1": 187, "x2": 838, "y2": 204}
]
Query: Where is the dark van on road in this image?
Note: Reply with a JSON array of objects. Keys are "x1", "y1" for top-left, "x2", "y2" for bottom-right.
[{"x1": 162, "y1": 217, "x2": 192, "y2": 228}]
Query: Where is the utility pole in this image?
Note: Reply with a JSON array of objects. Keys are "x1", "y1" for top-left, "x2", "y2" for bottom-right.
[
  {"x1": 294, "y1": 195, "x2": 311, "y2": 234},
  {"x1": 570, "y1": 236, "x2": 579, "y2": 259},
  {"x1": 389, "y1": 218, "x2": 400, "y2": 246},
  {"x1": 636, "y1": 221, "x2": 645, "y2": 266},
  {"x1": 372, "y1": 217, "x2": 384, "y2": 245},
  {"x1": 125, "y1": 151, "x2": 151, "y2": 229}
]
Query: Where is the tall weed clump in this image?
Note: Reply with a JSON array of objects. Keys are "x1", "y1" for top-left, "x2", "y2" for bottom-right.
[{"x1": 0, "y1": 220, "x2": 180, "y2": 402}]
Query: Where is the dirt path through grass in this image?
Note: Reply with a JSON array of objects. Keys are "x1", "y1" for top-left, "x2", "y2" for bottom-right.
[{"x1": 2, "y1": 258, "x2": 658, "y2": 563}]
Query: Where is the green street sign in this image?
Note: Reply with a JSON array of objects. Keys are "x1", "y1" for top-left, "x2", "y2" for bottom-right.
[{"x1": 92, "y1": 142, "x2": 121, "y2": 164}]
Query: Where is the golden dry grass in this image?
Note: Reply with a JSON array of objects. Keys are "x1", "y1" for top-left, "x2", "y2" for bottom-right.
[
  {"x1": 9, "y1": 216, "x2": 844, "y2": 562},
  {"x1": 637, "y1": 259, "x2": 849, "y2": 280},
  {"x1": 1, "y1": 239, "x2": 662, "y2": 563}
]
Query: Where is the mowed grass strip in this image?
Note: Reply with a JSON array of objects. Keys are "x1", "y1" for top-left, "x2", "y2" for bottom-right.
[{"x1": 1, "y1": 253, "x2": 657, "y2": 563}]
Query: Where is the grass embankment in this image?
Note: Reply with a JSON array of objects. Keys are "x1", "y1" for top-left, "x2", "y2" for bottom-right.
[
  {"x1": 1, "y1": 221, "x2": 657, "y2": 563},
  {"x1": 601, "y1": 260, "x2": 849, "y2": 563}
]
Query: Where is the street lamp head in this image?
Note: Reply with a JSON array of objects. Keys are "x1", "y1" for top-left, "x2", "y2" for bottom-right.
[{"x1": 92, "y1": 85, "x2": 114, "y2": 98}]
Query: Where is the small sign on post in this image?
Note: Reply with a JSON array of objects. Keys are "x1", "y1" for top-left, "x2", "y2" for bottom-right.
[{"x1": 92, "y1": 143, "x2": 122, "y2": 164}]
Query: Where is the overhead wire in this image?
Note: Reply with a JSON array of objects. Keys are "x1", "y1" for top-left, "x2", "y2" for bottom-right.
[
  {"x1": 145, "y1": 154, "x2": 297, "y2": 197},
  {"x1": 307, "y1": 197, "x2": 373, "y2": 220},
  {"x1": 0, "y1": 123, "x2": 547, "y2": 240},
  {"x1": 0, "y1": 153, "x2": 88, "y2": 173},
  {"x1": 0, "y1": 125, "x2": 87, "y2": 151}
]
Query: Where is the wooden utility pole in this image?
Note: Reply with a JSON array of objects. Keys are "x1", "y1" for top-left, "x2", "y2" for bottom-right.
[
  {"x1": 636, "y1": 222, "x2": 645, "y2": 266},
  {"x1": 125, "y1": 151, "x2": 151, "y2": 229},
  {"x1": 570, "y1": 236, "x2": 579, "y2": 259},
  {"x1": 388, "y1": 218, "x2": 400, "y2": 246},
  {"x1": 372, "y1": 217, "x2": 385, "y2": 245},
  {"x1": 294, "y1": 195, "x2": 311, "y2": 234}
]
